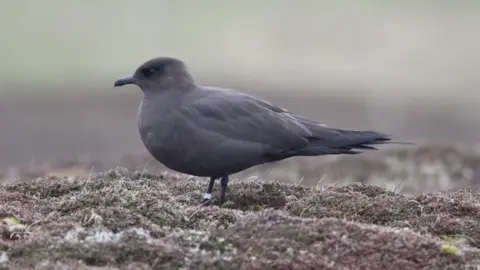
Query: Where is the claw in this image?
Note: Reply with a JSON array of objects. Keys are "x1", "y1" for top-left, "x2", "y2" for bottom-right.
[{"x1": 201, "y1": 198, "x2": 212, "y2": 206}]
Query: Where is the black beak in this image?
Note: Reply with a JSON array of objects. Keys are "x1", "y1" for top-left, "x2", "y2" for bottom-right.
[{"x1": 114, "y1": 76, "x2": 137, "y2": 87}]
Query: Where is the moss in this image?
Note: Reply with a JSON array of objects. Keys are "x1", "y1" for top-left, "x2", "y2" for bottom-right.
[
  {"x1": 1, "y1": 168, "x2": 480, "y2": 269},
  {"x1": 441, "y1": 244, "x2": 462, "y2": 256},
  {"x1": 285, "y1": 185, "x2": 423, "y2": 225}
]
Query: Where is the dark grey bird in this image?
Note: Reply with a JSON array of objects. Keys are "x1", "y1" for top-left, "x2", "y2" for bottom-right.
[{"x1": 114, "y1": 57, "x2": 406, "y2": 205}]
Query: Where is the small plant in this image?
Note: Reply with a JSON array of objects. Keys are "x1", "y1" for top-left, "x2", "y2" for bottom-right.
[
  {"x1": 440, "y1": 244, "x2": 462, "y2": 256},
  {"x1": 2, "y1": 217, "x2": 38, "y2": 240}
]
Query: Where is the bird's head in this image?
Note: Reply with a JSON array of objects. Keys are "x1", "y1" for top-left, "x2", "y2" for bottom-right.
[{"x1": 114, "y1": 57, "x2": 195, "y2": 92}]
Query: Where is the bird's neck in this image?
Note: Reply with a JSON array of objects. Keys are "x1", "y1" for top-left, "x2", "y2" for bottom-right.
[{"x1": 141, "y1": 88, "x2": 191, "y2": 115}]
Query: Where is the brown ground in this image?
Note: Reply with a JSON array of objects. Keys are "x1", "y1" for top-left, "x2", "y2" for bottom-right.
[
  {"x1": 1, "y1": 168, "x2": 480, "y2": 269},
  {"x1": 1, "y1": 84, "x2": 480, "y2": 269}
]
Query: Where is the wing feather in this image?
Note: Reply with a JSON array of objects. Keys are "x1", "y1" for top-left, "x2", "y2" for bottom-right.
[{"x1": 178, "y1": 90, "x2": 313, "y2": 153}]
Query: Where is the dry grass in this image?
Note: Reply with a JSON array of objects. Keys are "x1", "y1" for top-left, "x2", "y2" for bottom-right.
[
  {"x1": 8, "y1": 143, "x2": 480, "y2": 195},
  {"x1": 1, "y1": 168, "x2": 480, "y2": 269}
]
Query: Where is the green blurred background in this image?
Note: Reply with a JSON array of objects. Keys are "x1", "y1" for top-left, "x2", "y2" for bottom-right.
[
  {"x1": 1, "y1": 1, "x2": 480, "y2": 185},
  {"x1": 2, "y1": 1, "x2": 479, "y2": 93}
]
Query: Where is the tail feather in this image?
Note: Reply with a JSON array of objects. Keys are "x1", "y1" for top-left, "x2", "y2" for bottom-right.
[
  {"x1": 298, "y1": 129, "x2": 413, "y2": 156},
  {"x1": 346, "y1": 144, "x2": 378, "y2": 150},
  {"x1": 265, "y1": 127, "x2": 414, "y2": 162}
]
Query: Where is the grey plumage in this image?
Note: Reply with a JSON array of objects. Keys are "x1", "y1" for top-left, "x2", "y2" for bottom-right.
[{"x1": 114, "y1": 57, "x2": 403, "y2": 205}]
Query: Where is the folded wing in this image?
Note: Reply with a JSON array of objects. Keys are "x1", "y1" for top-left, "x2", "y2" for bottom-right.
[{"x1": 180, "y1": 89, "x2": 390, "y2": 162}]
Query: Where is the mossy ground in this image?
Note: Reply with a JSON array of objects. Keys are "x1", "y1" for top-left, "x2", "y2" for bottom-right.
[
  {"x1": 6, "y1": 143, "x2": 480, "y2": 196},
  {"x1": 1, "y1": 167, "x2": 480, "y2": 269}
]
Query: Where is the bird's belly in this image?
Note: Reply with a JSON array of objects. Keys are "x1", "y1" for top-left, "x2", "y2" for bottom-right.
[
  {"x1": 147, "y1": 146, "x2": 222, "y2": 177},
  {"x1": 139, "y1": 127, "x2": 263, "y2": 177},
  {"x1": 139, "y1": 127, "x2": 216, "y2": 176}
]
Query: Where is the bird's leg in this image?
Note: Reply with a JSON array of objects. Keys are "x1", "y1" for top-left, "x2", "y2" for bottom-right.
[
  {"x1": 219, "y1": 174, "x2": 229, "y2": 204},
  {"x1": 202, "y1": 177, "x2": 216, "y2": 205}
]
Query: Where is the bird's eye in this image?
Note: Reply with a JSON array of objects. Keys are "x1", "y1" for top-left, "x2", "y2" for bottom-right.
[{"x1": 142, "y1": 68, "x2": 157, "y2": 78}]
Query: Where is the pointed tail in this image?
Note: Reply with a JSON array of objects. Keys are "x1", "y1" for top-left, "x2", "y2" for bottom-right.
[{"x1": 299, "y1": 130, "x2": 414, "y2": 156}]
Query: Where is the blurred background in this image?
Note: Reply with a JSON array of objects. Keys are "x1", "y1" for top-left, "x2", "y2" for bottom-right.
[{"x1": 1, "y1": 1, "x2": 480, "y2": 192}]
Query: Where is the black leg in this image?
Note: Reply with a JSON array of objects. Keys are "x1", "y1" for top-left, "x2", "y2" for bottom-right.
[
  {"x1": 219, "y1": 175, "x2": 229, "y2": 203},
  {"x1": 201, "y1": 177, "x2": 216, "y2": 205}
]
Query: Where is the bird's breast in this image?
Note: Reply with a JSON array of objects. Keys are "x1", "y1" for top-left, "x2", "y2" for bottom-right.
[
  {"x1": 136, "y1": 97, "x2": 234, "y2": 176},
  {"x1": 137, "y1": 109, "x2": 200, "y2": 171}
]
